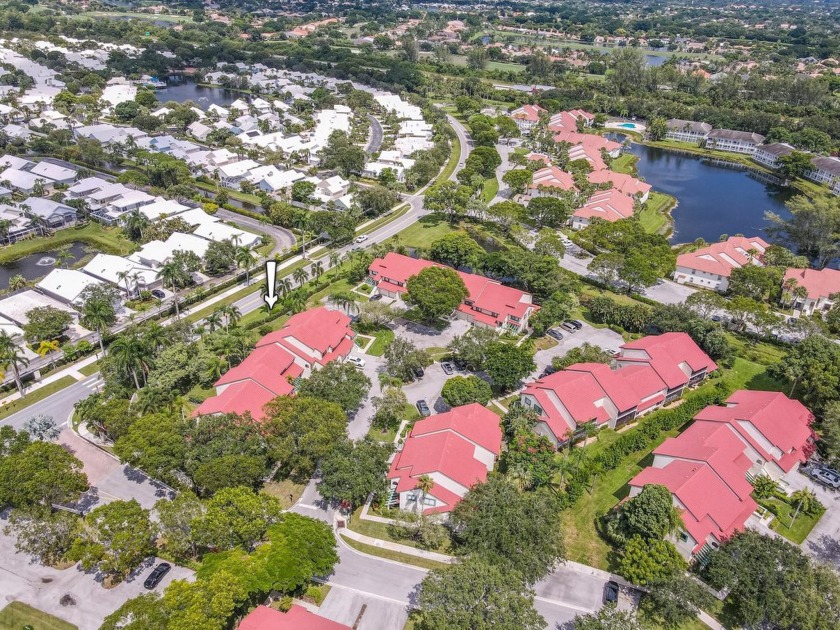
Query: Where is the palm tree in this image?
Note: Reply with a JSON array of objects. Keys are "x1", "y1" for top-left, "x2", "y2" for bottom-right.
[
  {"x1": 288, "y1": 290, "x2": 306, "y2": 314},
  {"x1": 0, "y1": 218, "x2": 12, "y2": 244},
  {"x1": 235, "y1": 246, "x2": 256, "y2": 285},
  {"x1": 36, "y1": 339, "x2": 60, "y2": 370},
  {"x1": 415, "y1": 474, "x2": 434, "y2": 513},
  {"x1": 108, "y1": 335, "x2": 146, "y2": 390},
  {"x1": 0, "y1": 331, "x2": 30, "y2": 394},
  {"x1": 8, "y1": 274, "x2": 26, "y2": 291},
  {"x1": 157, "y1": 261, "x2": 188, "y2": 319},
  {"x1": 55, "y1": 246, "x2": 75, "y2": 269},
  {"x1": 311, "y1": 261, "x2": 324, "y2": 283},
  {"x1": 206, "y1": 311, "x2": 223, "y2": 333},
  {"x1": 219, "y1": 304, "x2": 241, "y2": 329},
  {"x1": 202, "y1": 355, "x2": 226, "y2": 383},
  {"x1": 329, "y1": 252, "x2": 340, "y2": 277},
  {"x1": 789, "y1": 488, "x2": 818, "y2": 527},
  {"x1": 142, "y1": 322, "x2": 168, "y2": 353},
  {"x1": 293, "y1": 266, "x2": 309, "y2": 287},
  {"x1": 508, "y1": 465, "x2": 533, "y2": 492},
  {"x1": 279, "y1": 277, "x2": 293, "y2": 296},
  {"x1": 582, "y1": 421, "x2": 599, "y2": 444},
  {"x1": 79, "y1": 297, "x2": 114, "y2": 356},
  {"x1": 193, "y1": 324, "x2": 207, "y2": 340}
]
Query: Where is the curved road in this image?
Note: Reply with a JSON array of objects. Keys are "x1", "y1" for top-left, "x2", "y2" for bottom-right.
[
  {"x1": 365, "y1": 114, "x2": 384, "y2": 154},
  {"x1": 214, "y1": 208, "x2": 296, "y2": 257}
]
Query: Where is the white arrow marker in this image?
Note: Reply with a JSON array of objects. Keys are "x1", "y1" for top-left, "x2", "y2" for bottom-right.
[{"x1": 264, "y1": 261, "x2": 278, "y2": 309}]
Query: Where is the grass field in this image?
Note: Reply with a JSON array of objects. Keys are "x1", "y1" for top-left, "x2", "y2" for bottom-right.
[
  {"x1": 0, "y1": 376, "x2": 76, "y2": 420},
  {"x1": 609, "y1": 153, "x2": 638, "y2": 175},
  {"x1": 0, "y1": 223, "x2": 135, "y2": 263},
  {"x1": 638, "y1": 191, "x2": 676, "y2": 234},
  {"x1": 763, "y1": 497, "x2": 824, "y2": 543},
  {"x1": 78, "y1": 361, "x2": 100, "y2": 376},
  {"x1": 79, "y1": 10, "x2": 193, "y2": 24},
  {"x1": 0, "y1": 602, "x2": 77, "y2": 630},
  {"x1": 395, "y1": 216, "x2": 457, "y2": 249},
  {"x1": 366, "y1": 327, "x2": 395, "y2": 356},
  {"x1": 436, "y1": 126, "x2": 462, "y2": 184},
  {"x1": 482, "y1": 177, "x2": 499, "y2": 203}
]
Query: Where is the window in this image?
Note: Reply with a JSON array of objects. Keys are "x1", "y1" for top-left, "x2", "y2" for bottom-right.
[
  {"x1": 423, "y1": 497, "x2": 436, "y2": 506},
  {"x1": 524, "y1": 398, "x2": 531, "y2": 407},
  {"x1": 678, "y1": 531, "x2": 689, "y2": 543}
]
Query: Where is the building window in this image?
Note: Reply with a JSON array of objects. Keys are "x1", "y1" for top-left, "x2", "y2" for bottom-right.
[
  {"x1": 678, "y1": 531, "x2": 689, "y2": 543},
  {"x1": 524, "y1": 398, "x2": 531, "y2": 406},
  {"x1": 423, "y1": 497, "x2": 436, "y2": 506}
]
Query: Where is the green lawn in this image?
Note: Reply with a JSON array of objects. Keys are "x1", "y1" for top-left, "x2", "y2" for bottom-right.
[
  {"x1": 0, "y1": 602, "x2": 77, "y2": 630},
  {"x1": 78, "y1": 361, "x2": 100, "y2": 376},
  {"x1": 79, "y1": 10, "x2": 193, "y2": 23},
  {"x1": 347, "y1": 506, "x2": 454, "y2": 554},
  {"x1": 358, "y1": 204, "x2": 411, "y2": 235},
  {"x1": 638, "y1": 192, "x2": 675, "y2": 235},
  {"x1": 366, "y1": 327, "x2": 395, "y2": 356},
  {"x1": 395, "y1": 216, "x2": 457, "y2": 249},
  {"x1": 339, "y1": 533, "x2": 448, "y2": 571},
  {"x1": 763, "y1": 497, "x2": 824, "y2": 544},
  {"x1": 0, "y1": 376, "x2": 76, "y2": 420},
  {"x1": 436, "y1": 125, "x2": 462, "y2": 184},
  {"x1": 482, "y1": 177, "x2": 499, "y2": 203},
  {"x1": 609, "y1": 153, "x2": 638, "y2": 175},
  {"x1": 0, "y1": 223, "x2": 135, "y2": 264}
]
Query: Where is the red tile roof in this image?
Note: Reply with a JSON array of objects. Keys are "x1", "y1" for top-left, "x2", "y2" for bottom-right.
[
  {"x1": 387, "y1": 404, "x2": 502, "y2": 514},
  {"x1": 368, "y1": 253, "x2": 535, "y2": 328},
  {"x1": 552, "y1": 130, "x2": 621, "y2": 154},
  {"x1": 783, "y1": 267, "x2": 840, "y2": 301},
  {"x1": 618, "y1": 332, "x2": 717, "y2": 390},
  {"x1": 530, "y1": 166, "x2": 576, "y2": 192},
  {"x1": 510, "y1": 104, "x2": 546, "y2": 123},
  {"x1": 573, "y1": 188, "x2": 635, "y2": 223},
  {"x1": 216, "y1": 344, "x2": 298, "y2": 396},
  {"x1": 694, "y1": 390, "x2": 815, "y2": 473},
  {"x1": 587, "y1": 170, "x2": 653, "y2": 198},
  {"x1": 239, "y1": 605, "x2": 351, "y2": 630},
  {"x1": 258, "y1": 307, "x2": 354, "y2": 366},
  {"x1": 676, "y1": 236, "x2": 769, "y2": 278},
  {"x1": 526, "y1": 152, "x2": 552, "y2": 166},
  {"x1": 193, "y1": 380, "x2": 277, "y2": 421},
  {"x1": 547, "y1": 109, "x2": 595, "y2": 132}
]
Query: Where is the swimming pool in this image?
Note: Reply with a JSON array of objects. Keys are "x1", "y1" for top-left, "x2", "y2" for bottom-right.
[{"x1": 620, "y1": 122, "x2": 641, "y2": 130}]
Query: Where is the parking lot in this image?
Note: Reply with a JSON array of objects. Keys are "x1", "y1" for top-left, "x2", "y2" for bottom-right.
[
  {"x1": 0, "y1": 518, "x2": 193, "y2": 630},
  {"x1": 789, "y1": 465, "x2": 840, "y2": 568},
  {"x1": 530, "y1": 322, "x2": 625, "y2": 379}
]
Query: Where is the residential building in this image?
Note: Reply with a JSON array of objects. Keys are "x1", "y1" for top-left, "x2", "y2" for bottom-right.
[
  {"x1": 129, "y1": 232, "x2": 211, "y2": 268},
  {"x1": 217, "y1": 159, "x2": 261, "y2": 188},
  {"x1": 193, "y1": 222, "x2": 261, "y2": 248},
  {"x1": 21, "y1": 197, "x2": 77, "y2": 227},
  {"x1": 37, "y1": 269, "x2": 102, "y2": 305},
  {"x1": 693, "y1": 390, "x2": 815, "y2": 480},
  {"x1": 547, "y1": 109, "x2": 595, "y2": 133},
  {"x1": 28, "y1": 161, "x2": 76, "y2": 185},
  {"x1": 706, "y1": 129, "x2": 766, "y2": 155},
  {"x1": 665, "y1": 119, "x2": 712, "y2": 143},
  {"x1": 81, "y1": 254, "x2": 160, "y2": 295},
  {"x1": 0, "y1": 204, "x2": 38, "y2": 241},
  {"x1": 0, "y1": 167, "x2": 45, "y2": 194},
  {"x1": 368, "y1": 252, "x2": 537, "y2": 333},
  {"x1": 552, "y1": 130, "x2": 622, "y2": 159},
  {"x1": 509, "y1": 104, "x2": 546, "y2": 134},
  {"x1": 66, "y1": 177, "x2": 110, "y2": 198},
  {"x1": 0, "y1": 154, "x2": 33, "y2": 171},
  {"x1": 137, "y1": 198, "x2": 191, "y2": 222},
  {"x1": 529, "y1": 166, "x2": 577, "y2": 197},
  {"x1": 387, "y1": 404, "x2": 502, "y2": 515},
  {"x1": 805, "y1": 156, "x2": 840, "y2": 195},
  {"x1": 753, "y1": 143, "x2": 795, "y2": 169},
  {"x1": 586, "y1": 170, "x2": 651, "y2": 202},
  {"x1": 674, "y1": 236, "x2": 770, "y2": 292},
  {"x1": 570, "y1": 188, "x2": 636, "y2": 230},
  {"x1": 782, "y1": 267, "x2": 840, "y2": 315},
  {"x1": 239, "y1": 605, "x2": 351, "y2": 630},
  {"x1": 615, "y1": 332, "x2": 717, "y2": 403}
]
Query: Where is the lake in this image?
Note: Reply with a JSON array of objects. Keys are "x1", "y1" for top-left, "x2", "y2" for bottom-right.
[
  {"x1": 0, "y1": 241, "x2": 91, "y2": 287},
  {"x1": 645, "y1": 55, "x2": 667, "y2": 67},
  {"x1": 619, "y1": 141, "x2": 795, "y2": 244},
  {"x1": 156, "y1": 77, "x2": 242, "y2": 108}
]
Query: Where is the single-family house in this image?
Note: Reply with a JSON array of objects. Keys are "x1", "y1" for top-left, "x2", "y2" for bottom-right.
[
  {"x1": 782, "y1": 267, "x2": 840, "y2": 315},
  {"x1": 805, "y1": 156, "x2": 840, "y2": 195},
  {"x1": 368, "y1": 252, "x2": 538, "y2": 333},
  {"x1": 129, "y1": 232, "x2": 211, "y2": 268},
  {"x1": 0, "y1": 168, "x2": 44, "y2": 194},
  {"x1": 28, "y1": 161, "x2": 76, "y2": 185},
  {"x1": 316, "y1": 175, "x2": 350, "y2": 200},
  {"x1": 706, "y1": 129, "x2": 766, "y2": 155},
  {"x1": 82, "y1": 254, "x2": 160, "y2": 295},
  {"x1": 0, "y1": 154, "x2": 33, "y2": 171},
  {"x1": 37, "y1": 269, "x2": 102, "y2": 305},
  {"x1": 66, "y1": 177, "x2": 110, "y2": 199},
  {"x1": 570, "y1": 189, "x2": 636, "y2": 230},
  {"x1": 586, "y1": 170, "x2": 651, "y2": 202},
  {"x1": 693, "y1": 390, "x2": 815, "y2": 481},
  {"x1": 137, "y1": 198, "x2": 191, "y2": 222},
  {"x1": 193, "y1": 222, "x2": 261, "y2": 248},
  {"x1": 217, "y1": 159, "x2": 261, "y2": 187},
  {"x1": 239, "y1": 605, "x2": 351, "y2": 630},
  {"x1": 753, "y1": 143, "x2": 795, "y2": 169},
  {"x1": 187, "y1": 121, "x2": 213, "y2": 142},
  {"x1": 387, "y1": 404, "x2": 502, "y2": 515},
  {"x1": 21, "y1": 197, "x2": 77, "y2": 227},
  {"x1": 665, "y1": 119, "x2": 712, "y2": 143},
  {"x1": 509, "y1": 104, "x2": 546, "y2": 134},
  {"x1": 674, "y1": 236, "x2": 770, "y2": 292}
]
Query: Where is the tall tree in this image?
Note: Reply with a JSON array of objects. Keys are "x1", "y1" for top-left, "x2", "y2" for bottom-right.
[
  {"x1": 405, "y1": 266, "x2": 468, "y2": 322},
  {"x1": 318, "y1": 439, "x2": 393, "y2": 508},
  {"x1": 0, "y1": 330, "x2": 29, "y2": 393}
]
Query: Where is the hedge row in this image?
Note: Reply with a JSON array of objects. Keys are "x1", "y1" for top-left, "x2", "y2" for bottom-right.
[{"x1": 559, "y1": 383, "x2": 731, "y2": 508}]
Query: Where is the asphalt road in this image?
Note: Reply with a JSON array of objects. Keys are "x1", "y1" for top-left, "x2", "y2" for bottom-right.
[
  {"x1": 365, "y1": 114, "x2": 384, "y2": 154},
  {"x1": 214, "y1": 208, "x2": 296, "y2": 256},
  {"x1": 2, "y1": 375, "x2": 102, "y2": 432}
]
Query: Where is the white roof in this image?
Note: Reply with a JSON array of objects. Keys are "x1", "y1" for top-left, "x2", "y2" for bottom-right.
[
  {"x1": 66, "y1": 177, "x2": 109, "y2": 196},
  {"x1": 217, "y1": 160, "x2": 261, "y2": 178},
  {"x1": 38, "y1": 269, "x2": 102, "y2": 304},
  {"x1": 29, "y1": 161, "x2": 76, "y2": 182},
  {"x1": 0, "y1": 154, "x2": 33, "y2": 170},
  {"x1": 193, "y1": 222, "x2": 260, "y2": 247},
  {"x1": 137, "y1": 198, "x2": 190, "y2": 221},
  {"x1": 0, "y1": 167, "x2": 40, "y2": 190},
  {"x1": 174, "y1": 207, "x2": 219, "y2": 228},
  {"x1": 0, "y1": 290, "x2": 74, "y2": 325},
  {"x1": 21, "y1": 197, "x2": 76, "y2": 220},
  {"x1": 108, "y1": 190, "x2": 155, "y2": 210},
  {"x1": 82, "y1": 254, "x2": 158, "y2": 290},
  {"x1": 89, "y1": 182, "x2": 133, "y2": 203}
]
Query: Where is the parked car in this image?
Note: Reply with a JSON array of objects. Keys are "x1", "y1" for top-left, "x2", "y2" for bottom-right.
[
  {"x1": 808, "y1": 466, "x2": 840, "y2": 490},
  {"x1": 346, "y1": 356, "x2": 365, "y2": 368},
  {"x1": 144, "y1": 563, "x2": 171, "y2": 590},
  {"x1": 411, "y1": 365, "x2": 425, "y2": 379},
  {"x1": 453, "y1": 358, "x2": 467, "y2": 371},
  {"x1": 560, "y1": 322, "x2": 577, "y2": 333},
  {"x1": 568, "y1": 320, "x2": 583, "y2": 330},
  {"x1": 416, "y1": 400, "x2": 431, "y2": 417},
  {"x1": 547, "y1": 328, "x2": 564, "y2": 341},
  {"x1": 370, "y1": 294, "x2": 383, "y2": 301},
  {"x1": 540, "y1": 366, "x2": 557, "y2": 378},
  {"x1": 604, "y1": 580, "x2": 619, "y2": 604},
  {"x1": 151, "y1": 289, "x2": 165, "y2": 299},
  {"x1": 441, "y1": 361, "x2": 455, "y2": 375},
  {"x1": 355, "y1": 234, "x2": 368, "y2": 243}
]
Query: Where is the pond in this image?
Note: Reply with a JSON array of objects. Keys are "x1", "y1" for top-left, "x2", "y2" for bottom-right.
[
  {"x1": 618, "y1": 140, "x2": 795, "y2": 245},
  {"x1": 157, "y1": 77, "x2": 243, "y2": 109},
  {"x1": 644, "y1": 54, "x2": 667, "y2": 67},
  {"x1": 0, "y1": 241, "x2": 91, "y2": 287}
]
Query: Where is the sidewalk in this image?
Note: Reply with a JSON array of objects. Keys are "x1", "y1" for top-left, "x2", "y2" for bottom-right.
[
  {"x1": 338, "y1": 527, "x2": 455, "y2": 564},
  {"x1": 0, "y1": 353, "x2": 99, "y2": 407}
]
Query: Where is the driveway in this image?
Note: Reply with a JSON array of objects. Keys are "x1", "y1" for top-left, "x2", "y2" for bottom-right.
[
  {"x1": 346, "y1": 354, "x2": 385, "y2": 441},
  {"x1": 530, "y1": 323, "x2": 625, "y2": 378},
  {"x1": 0, "y1": 517, "x2": 192, "y2": 630},
  {"x1": 789, "y1": 469, "x2": 840, "y2": 568},
  {"x1": 318, "y1": 585, "x2": 409, "y2": 630},
  {"x1": 365, "y1": 114, "x2": 384, "y2": 154},
  {"x1": 402, "y1": 362, "x2": 455, "y2": 415}
]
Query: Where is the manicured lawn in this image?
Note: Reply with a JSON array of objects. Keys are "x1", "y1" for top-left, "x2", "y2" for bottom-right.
[
  {"x1": 436, "y1": 125, "x2": 462, "y2": 184},
  {"x1": 609, "y1": 153, "x2": 638, "y2": 175},
  {"x1": 348, "y1": 506, "x2": 454, "y2": 554},
  {"x1": 763, "y1": 497, "x2": 824, "y2": 544},
  {"x1": 395, "y1": 216, "x2": 458, "y2": 249},
  {"x1": 0, "y1": 223, "x2": 135, "y2": 263},
  {"x1": 80, "y1": 10, "x2": 193, "y2": 23},
  {"x1": 358, "y1": 204, "x2": 411, "y2": 234},
  {"x1": 340, "y1": 533, "x2": 448, "y2": 571},
  {"x1": 262, "y1": 479, "x2": 306, "y2": 510},
  {"x1": 78, "y1": 361, "x2": 100, "y2": 376},
  {"x1": 366, "y1": 327, "x2": 395, "y2": 356},
  {"x1": 638, "y1": 192, "x2": 675, "y2": 234},
  {"x1": 0, "y1": 376, "x2": 77, "y2": 420},
  {"x1": 0, "y1": 602, "x2": 77, "y2": 630},
  {"x1": 482, "y1": 177, "x2": 499, "y2": 203},
  {"x1": 533, "y1": 335, "x2": 559, "y2": 352}
]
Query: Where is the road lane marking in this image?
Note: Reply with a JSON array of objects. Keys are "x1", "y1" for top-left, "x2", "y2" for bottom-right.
[{"x1": 534, "y1": 595, "x2": 597, "y2": 614}]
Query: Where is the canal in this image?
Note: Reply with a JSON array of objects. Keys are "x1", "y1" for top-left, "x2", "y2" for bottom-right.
[{"x1": 621, "y1": 141, "x2": 795, "y2": 245}]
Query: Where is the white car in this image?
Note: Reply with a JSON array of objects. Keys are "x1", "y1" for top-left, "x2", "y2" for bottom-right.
[
  {"x1": 346, "y1": 356, "x2": 366, "y2": 368},
  {"x1": 355, "y1": 234, "x2": 368, "y2": 243}
]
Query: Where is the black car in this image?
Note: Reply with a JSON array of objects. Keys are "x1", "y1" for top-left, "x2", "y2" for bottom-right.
[
  {"x1": 547, "y1": 328, "x2": 564, "y2": 341},
  {"x1": 150, "y1": 289, "x2": 166, "y2": 299},
  {"x1": 370, "y1": 294, "x2": 383, "y2": 301},
  {"x1": 453, "y1": 358, "x2": 467, "y2": 371},
  {"x1": 411, "y1": 365, "x2": 425, "y2": 379},
  {"x1": 604, "y1": 580, "x2": 619, "y2": 604},
  {"x1": 144, "y1": 563, "x2": 171, "y2": 589},
  {"x1": 416, "y1": 400, "x2": 431, "y2": 417},
  {"x1": 568, "y1": 320, "x2": 583, "y2": 330},
  {"x1": 540, "y1": 365, "x2": 557, "y2": 378},
  {"x1": 441, "y1": 361, "x2": 455, "y2": 375}
]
